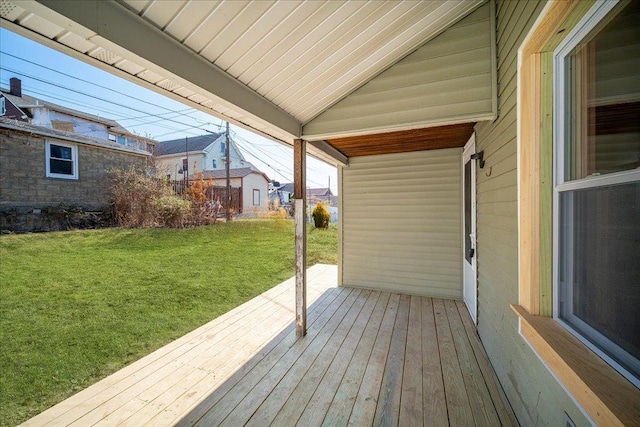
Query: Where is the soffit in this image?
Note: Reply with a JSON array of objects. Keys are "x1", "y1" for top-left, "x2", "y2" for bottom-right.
[
  {"x1": 326, "y1": 123, "x2": 475, "y2": 157},
  {"x1": 0, "y1": 0, "x2": 484, "y2": 157}
]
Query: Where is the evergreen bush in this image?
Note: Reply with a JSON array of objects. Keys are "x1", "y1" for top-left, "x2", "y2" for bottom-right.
[{"x1": 312, "y1": 202, "x2": 331, "y2": 229}]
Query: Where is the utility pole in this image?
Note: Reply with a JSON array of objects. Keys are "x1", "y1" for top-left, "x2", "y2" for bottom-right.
[
  {"x1": 225, "y1": 121, "x2": 232, "y2": 221},
  {"x1": 185, "y1": 136, "x2": 189, "y2": 185}
]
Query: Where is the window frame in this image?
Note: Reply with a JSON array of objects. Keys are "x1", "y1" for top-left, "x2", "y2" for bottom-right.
[
  {"x1": 552, "y1": 0, "x2": 640, "y2": 388},
  {"x1": 514, "y1": 0, "x2": 640, "y2": 423},
  {"x1": 253, "y1": 189, "x2": 260, "y2": 206},
  {"x1": 45, "y1": 140, "x2": 78, "y2": 180}
]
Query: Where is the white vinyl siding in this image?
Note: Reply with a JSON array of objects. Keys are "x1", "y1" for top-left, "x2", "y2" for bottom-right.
[
  {"x1": 341, "y1": 148, "x2": 462, "y2": 298},
  {"x1": 303, "y1": 1, "x2": 496, "y2": 139}
]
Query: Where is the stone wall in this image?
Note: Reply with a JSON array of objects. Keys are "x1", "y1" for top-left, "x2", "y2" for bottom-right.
[{"x1": 0, "y1": 129, "x2": 147, "y2": 232}]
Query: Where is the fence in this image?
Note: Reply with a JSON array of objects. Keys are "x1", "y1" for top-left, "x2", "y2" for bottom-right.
[{"x1": 169, "y1": 179, "x2": 243, "y2": 214}]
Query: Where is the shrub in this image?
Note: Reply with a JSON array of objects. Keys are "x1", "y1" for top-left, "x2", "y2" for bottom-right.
[
  {"x1": 110, "y1": 167, "x2": 189, "y2": 228},
  {"x1": 110, "y1": 166, "x2": 170, "y2": 227},
  {"x1": 312, "y1": 202, "x2": 331, "y2": 229},
  {"x1": 152, "y1": 195, "x2": 190, "y2": 228},
  {"x1": 185, "y1": 174, "x2": 219, "y2": 226}
]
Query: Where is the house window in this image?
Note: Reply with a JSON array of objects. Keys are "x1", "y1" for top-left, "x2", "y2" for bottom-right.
[
  {"x1": 554, "y1": 0, "x2": 640, "y2": 386},
  {"x1": 0, "y1": 97, "x2": 5, "y2": 116},
  {"x1": 253, "y1": 189, "x2": 260, "y2": 206},
  {"x1": 182, "y1": 158, "x2": 188, "y2": 173},
  {"x1": 212, "y1": 159, "x2": 217, "y2": 169},
  {"x1": 45, "y1": 141, "x2": 78, "y2": 179},
  {"x1": 220, "y1": 141, "x2": 225, "y2": 153}
]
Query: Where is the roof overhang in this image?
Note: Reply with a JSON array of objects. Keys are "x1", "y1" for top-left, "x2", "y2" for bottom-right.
[{"x1": 0, "y1": 0, "x2": 494, "y2": 166}]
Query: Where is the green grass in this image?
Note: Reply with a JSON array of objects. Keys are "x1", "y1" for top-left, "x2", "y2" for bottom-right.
[{"x1": 0, "y1": 219, "x2": 337, "y2": 426}]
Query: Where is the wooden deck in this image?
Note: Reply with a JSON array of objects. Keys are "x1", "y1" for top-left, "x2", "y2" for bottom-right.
[{"x1": 23, "y1": 264, "x2": 516, "y2": 426}]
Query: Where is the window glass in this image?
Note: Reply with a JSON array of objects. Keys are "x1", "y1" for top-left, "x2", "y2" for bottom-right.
[
  {"x1": 220, "y1": 142, "x2": 225, "y2": 153},
  {"x1": 50, "y1": 144, "x2": 72, "y2": 160},
  {"x1": 46, "y1": 142, "x2": 76, "y2": 178},
  {"x1": 556, "y1": 0, "x2": 640, "y2": 386},
  {"x1": 563, "y1": 1, "x2": 640, "y2": 181},
  {"x1": 464, "y1": 160, "x2": 472, "y2": 263},
  {"x1": 253, "y1": 189, "x2": 260, "y2": 206},
  {"x1": 558, "y1": 182, "x2": 640, "y2": 379}
]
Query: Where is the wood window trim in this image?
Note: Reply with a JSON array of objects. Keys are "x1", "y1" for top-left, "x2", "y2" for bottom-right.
[
  {"x1": 517, "y1": 0, "x2": 640, "y2": 424},
  {"x1": 511, "y1": 305, "x2": 640, "y2": 426}
]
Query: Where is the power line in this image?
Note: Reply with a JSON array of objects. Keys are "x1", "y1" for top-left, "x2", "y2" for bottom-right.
[
  {"x1": 1, "y1": 66, "x2": 223, "y2": 135},
  {"x1": 1, "y1": 50, "x2": 214, "y2": 127},
  {"x1": 231, "y1": 131, "x2": 327, "y2": 188},
  {"x1": 0, "y1": 80, "x2": 212, "y2": 138}
]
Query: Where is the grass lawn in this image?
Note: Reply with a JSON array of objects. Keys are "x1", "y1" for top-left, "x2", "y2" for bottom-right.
[{"x1": 0, "y1": 219, "x2": 337, "y2": 426}]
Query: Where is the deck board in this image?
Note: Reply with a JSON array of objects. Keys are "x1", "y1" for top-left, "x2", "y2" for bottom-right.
[{"x1": 22, "y1": 264, "x2": 517, "y2": 427}]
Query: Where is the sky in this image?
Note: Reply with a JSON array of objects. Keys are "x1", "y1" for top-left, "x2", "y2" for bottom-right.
[{"x1": 0, "y1": 28, "x2": 337, "y2": 193}]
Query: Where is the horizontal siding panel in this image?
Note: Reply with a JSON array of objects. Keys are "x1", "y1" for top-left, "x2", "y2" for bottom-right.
[
  {"x1": 473, "y1": 2, "x2": 592, "y2": 425},
  {"x1": 303, "y1": 2, "x2": 495, "y2": 138},
  {"x1": 313, "y1": 99, "x2": 493, "y2": 135},
  {"x1": 342, "y1": 148, "x2": 462, "y2": 297}
]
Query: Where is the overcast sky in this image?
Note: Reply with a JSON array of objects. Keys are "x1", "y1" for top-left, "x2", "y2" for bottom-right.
[{"x1": 0, "y1": 28, "x2": 337, "y2": 192}]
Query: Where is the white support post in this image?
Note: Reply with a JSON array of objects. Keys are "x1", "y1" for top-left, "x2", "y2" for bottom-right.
[{"x1": 294, "y1": 139, "x2": 307, "y2": 337}]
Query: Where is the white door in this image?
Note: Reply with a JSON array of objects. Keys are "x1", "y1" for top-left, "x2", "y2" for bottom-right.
[{"x1": 462, "y1": 135, "x2": 477, "y2": 323}]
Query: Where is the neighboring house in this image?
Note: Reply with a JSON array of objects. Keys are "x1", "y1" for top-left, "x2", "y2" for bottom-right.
[
  {"x1": 154, "y1": 133, "x2": 271, "y2": 213},
  {"x1": 1, "y1": 78, "x2": 155, "y2": 152},
  {"x1": 200, "y1": 166, "x2": 270, "y2": 214},
  {"x1": 269, "y1": 182, "x2": 294, "y2": 209},
  {"x1": 270, "y1": 183, "x2": 333, "y2": 207},
  {"x1": 154, "y1": 133, "x2": 246, "y2": 180},
  {"x1": 8, "y1": 1, "x2": 639, "y2": 425},
  {"x1": 0, "y1": 78, "x2": 155, "y2": 232},
  {"x1": 307, "y1": 187, "x2": 333, "y2": 206}
]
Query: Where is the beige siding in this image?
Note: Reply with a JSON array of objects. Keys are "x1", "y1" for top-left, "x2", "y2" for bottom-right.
[
  {"x1": 474, "y1": 0, "x2": 590, "y2": 425},
  {"x1": 303, "y1": 1, "x2": 496, "y2": 140},
  {"x1": 341, "y1": 148, "x2": 462, "y2": 298},
  {"x1": 242, "y1": 173, "x2": 269, "y2": 213}
]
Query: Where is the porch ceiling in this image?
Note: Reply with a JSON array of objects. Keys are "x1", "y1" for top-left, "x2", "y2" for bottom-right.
[
  {"x1": 0, "y1": 0, "x2": 484, "y2": 164},
  {"x1": 326, "y1": 122, "x2": 475, "y2": 157}
]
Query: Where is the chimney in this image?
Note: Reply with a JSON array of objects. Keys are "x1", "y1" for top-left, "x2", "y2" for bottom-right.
[{"x1": 9, "y1": 77, "x2": 21, "y2": 97}]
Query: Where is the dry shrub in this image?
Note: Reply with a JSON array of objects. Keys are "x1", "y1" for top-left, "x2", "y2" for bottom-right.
[
  {"x1": 110, "y1": 168, "x2": 218, "y2": 228},
  {"x1": 185, "y1": 174, "x2": 220, "y2": 226},
  {"x1": 110, "y1": 166, "x2": 171, "y2": 227},
  {"x1": 153, "y1": 195, "x2": 190, "y2": 228},
  {"x1": 258, "y1": 207, "x2": 288, "y2": 219}
]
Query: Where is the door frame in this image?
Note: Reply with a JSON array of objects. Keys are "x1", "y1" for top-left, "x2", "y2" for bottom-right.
[{"x1": 462, "y1": 134, "x2": 478, "y2": 323}]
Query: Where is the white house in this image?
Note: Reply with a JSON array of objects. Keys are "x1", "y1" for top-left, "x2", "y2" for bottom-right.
[
  {"x1": 154, "y1": 132, "x2": 246, "y2": 180},
  {"x1": 201, "y1": 166, "x2": 271, "y2": 214}
]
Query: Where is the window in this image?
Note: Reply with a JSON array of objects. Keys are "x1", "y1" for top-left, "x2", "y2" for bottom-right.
[
  {"x1": 554, "y1": 0, "x2": 640, "y2": 387},
  {"x1": 212, "y1": 159, "x2": 217, "y2": 169},
  {"x1": 253, "y1": 189, "x2": 260, "y2": 206},
  {"x1": 182, "y1": 158, "x2": 188, "y2": 172},
  {"x1": 45, "y1": 141, "x2": 78, "y2": 179},
  {"x1": 220, "y1": 141, "x2": 225, "y2": 153},
  {"x1": 0, "y1": 97, "x2": 5, "y2": 116}
]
